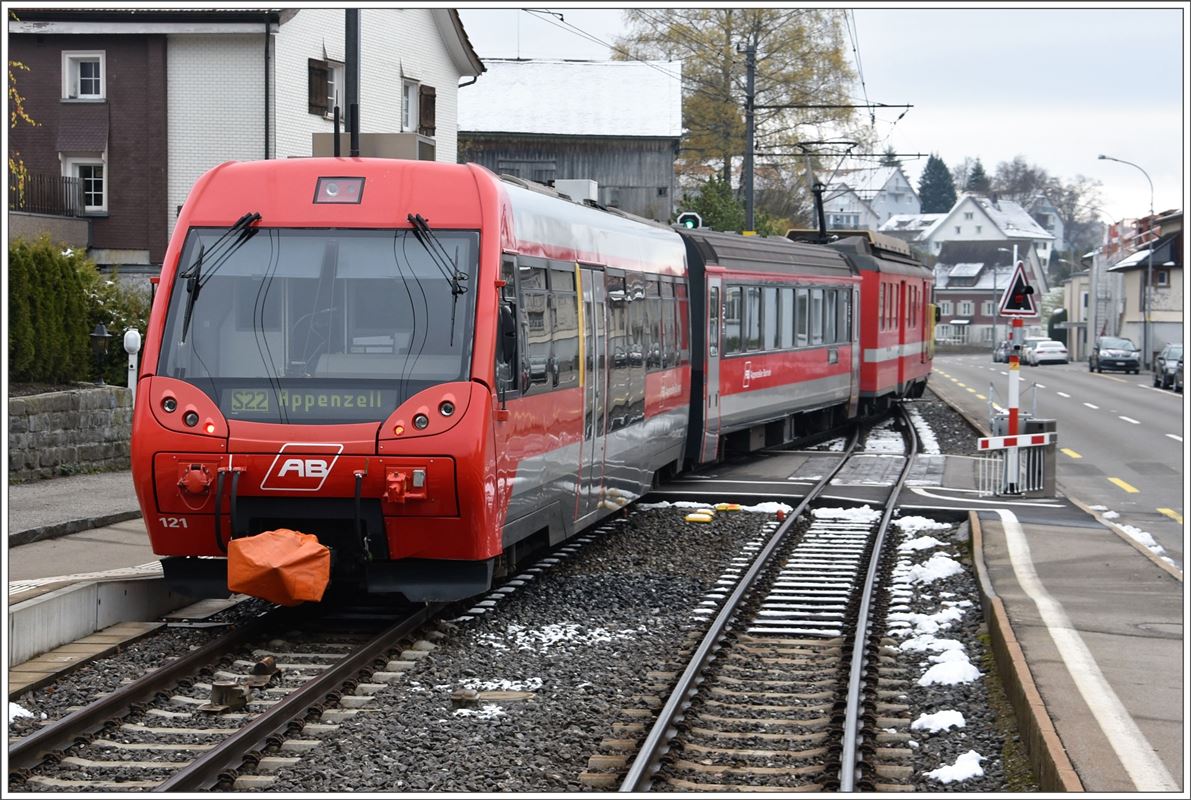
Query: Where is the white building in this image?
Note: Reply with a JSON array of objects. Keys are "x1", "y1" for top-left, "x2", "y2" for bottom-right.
[
  {"x1": 820, "y1": 165, "x2": 921, "y2": 231},
  {"x1": 889, "y1": 192, "x2": 1056, "y2": 270},
  {"x1": 167, "y1": 8, "x2": 483, "y2": 234}
]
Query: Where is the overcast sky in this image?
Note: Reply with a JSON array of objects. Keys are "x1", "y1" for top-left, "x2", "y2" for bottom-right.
[{"x1": 458, "y1": 5, "x2": 1187, "y2": 223}]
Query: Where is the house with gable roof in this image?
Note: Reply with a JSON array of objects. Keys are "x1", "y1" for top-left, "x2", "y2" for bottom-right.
[
  {"x1": 930, "y1": 238, "x2": 1050, "y2": 346},
  {"x1": 913, "y1": 192, "x2": 1057, "y2": 271},
  {"x1": 819, "y1": 164, "x2": 920, "y2": 231},
  {"x1": 456, "y1": 58, "x2": 683, "y2": 222}
]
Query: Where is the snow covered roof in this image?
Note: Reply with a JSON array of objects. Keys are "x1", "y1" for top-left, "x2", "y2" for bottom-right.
[
  {"x1": 825, "y1": 165, "x2": 910, "y2": 200},
  {"x1": 880, "y1": 213, "x2": 943, "y2": 233},
  {"x1": 458, "y1": 58, "x2": 683, "y2": 138},
  {"x1": 917, "y1": 194, "x2": 1053, "y2": 243}
]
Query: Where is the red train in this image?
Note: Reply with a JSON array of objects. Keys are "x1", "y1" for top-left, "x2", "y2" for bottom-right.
[{"x1": 131, "y1": 158, "x2": 933, "y2": 603}]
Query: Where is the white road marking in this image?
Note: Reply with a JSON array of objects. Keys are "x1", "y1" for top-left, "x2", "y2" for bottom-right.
[
  {"x1": 1166, "y1": 434, "x2": 1183, "y2": 443},
  {"x1": 1035, "y1": 384, "x2": 1047, "y2": 389},
  {"x1": 1083, "y1": 402, "x2": 1099, "y2": 410},
  {"x1": 1119, "y1": 416, "x2": 1141, "y2": 425},
  {"x1": 994, "y1": 508, "x2": 1179, "y2": 791},
  {"x1": 1057, "y1": 392, "x2": 1071, "y2": 398}
]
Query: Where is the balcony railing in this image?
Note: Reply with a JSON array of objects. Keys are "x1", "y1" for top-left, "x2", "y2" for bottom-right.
[{"x1": 8, "y1": 172, "x2": 86, "y2": 217}]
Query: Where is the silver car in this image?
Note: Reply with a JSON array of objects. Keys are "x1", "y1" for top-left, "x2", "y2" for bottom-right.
[{"x1": 1153, "y1": 343, "x2": 1183, "y2": 389}]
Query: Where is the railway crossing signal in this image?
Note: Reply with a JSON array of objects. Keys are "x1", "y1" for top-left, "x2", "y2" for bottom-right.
[
  {"x1": 677, "y1": 211, "x2": 702, "y2": 229},
  {"x1": 998, "y1": 261, "x2": 1037, "y2": 316}
]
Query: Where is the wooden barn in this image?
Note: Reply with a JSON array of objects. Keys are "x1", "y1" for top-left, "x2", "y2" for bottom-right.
[{"x1": 457, "y1": 59, "x2": 683, "y2": 222}]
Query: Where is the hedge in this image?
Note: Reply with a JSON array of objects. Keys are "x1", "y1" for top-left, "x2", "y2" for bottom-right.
[{"x1": 8, "y1": 236, "x2": 150, "y2": 385}]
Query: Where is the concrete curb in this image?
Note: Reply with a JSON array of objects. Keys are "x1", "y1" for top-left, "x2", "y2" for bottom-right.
[
  {"x1": 969, "y1": 511, "x2": 1085, "y2": 792},
  {"x1": 10, "y1": 511, "x2": 142, "y2": 548},
  {"x1": 926, "y1": 380, "x2": 1183, "y2": 580}
]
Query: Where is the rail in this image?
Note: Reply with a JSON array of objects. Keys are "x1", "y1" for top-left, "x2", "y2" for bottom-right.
[{"x1": 618, "y1": 425, "x2": 861, "y2": 792}]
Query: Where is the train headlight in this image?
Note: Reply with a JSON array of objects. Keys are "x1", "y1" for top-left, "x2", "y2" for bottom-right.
[
  {"x1": 162, "y1": 396, "x2": 177, "y2": 413},
  {"x1": 439, "y1": 400, "x2": 455, "y2": 417},
  {"x1": 183, "y1": 410, "x2": 199, "y2": 427},
  {"x1": 413, "y1": 413, "x2": 430, "y2": 430}
]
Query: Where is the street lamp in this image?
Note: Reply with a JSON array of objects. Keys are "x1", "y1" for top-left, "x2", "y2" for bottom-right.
[
  {"x1": 89, "y1": 322, "x2": 112, "y2": 386},
  {"x1": 1098, "y1": 154, "x2": 1155, "y2": 368}
]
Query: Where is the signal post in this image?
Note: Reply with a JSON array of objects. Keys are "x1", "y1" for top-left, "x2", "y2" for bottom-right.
[{"x1": 991, "y1": 261, "x2": 1036, "y2": 494}]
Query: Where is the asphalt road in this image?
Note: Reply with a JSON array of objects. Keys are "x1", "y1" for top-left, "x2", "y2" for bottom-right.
[{"x1": 930, "y1": 352, "x2": 1186, "y2": 567}]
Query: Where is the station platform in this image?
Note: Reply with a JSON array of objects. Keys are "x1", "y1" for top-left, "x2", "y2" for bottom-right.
[{"x1": 5, "y1": 410, "x2": 1185, "y2": 791}]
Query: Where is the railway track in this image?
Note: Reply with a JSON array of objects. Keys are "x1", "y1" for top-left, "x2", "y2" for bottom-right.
[
  {"x1": 609, "y1": 404, "x2": 921, "y2": 792},
  {"x1": 8, "y1": 602, "x2": 441, "y2": 792}
]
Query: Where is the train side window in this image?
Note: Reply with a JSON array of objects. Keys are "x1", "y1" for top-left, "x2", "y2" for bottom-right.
[
  {"x1": 762, "y1": 286, "x2": 778, "y2": 351},
  {"x1": 811, "y1": 288, "x2": 824, "y2": 345},
  {"x1": 879, "y1": 283, "x2": 886, "y2": 332},
  {"x1": 724, "y1": 286, "x2": 742, "y2": 354},
  {"x1": 823, "y1": 288, "x2": 837, "y2": 345},
  {"x1": 779, "y1": 288, "x2": 794, "y2": 349},
  {"x1": 645, "y1": 278, "x2": 661, "y2": 369},
  {"x1": 549, "y1": 263, "x2": 579, "y2": 390},
  {"x1": 796, "y1": 288, "x2": 809, "y2": 347},
  {"x1": 551, "y1": 291, "x2": 579, "y2": 389},
  {"x1": 522, "y1": 265, "x2": 551, "y2": 396},
  {"x1": 838, "y1": 290, "x2": 850, "y2": 342},
  {"x1": 497, "y1": 255, "x2": 521, "y2": 396},
  {"x1": 744, "y1": 286, "x2": 762, "y2": 351},
  {"x1": 675, "y1": 281, "x2": 690, "y2": 364},
  {"x1": 661, "y1": 279, "x2": 676, "y2": 368}
]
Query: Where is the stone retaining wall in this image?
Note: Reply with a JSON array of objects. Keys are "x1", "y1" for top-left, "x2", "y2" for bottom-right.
[{"x1": 8, "y1": 386, "x2": 132, "y2": 482}]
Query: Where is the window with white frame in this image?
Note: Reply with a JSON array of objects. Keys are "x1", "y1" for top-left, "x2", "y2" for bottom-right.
[
  {"x1": 982, "y1": 300, "x2": 994, "y2": 316},
  {"x1": 63, "y1": 155, "x2": 106, "y2": 212},
  {"x1": 62, "y1": 51, "x2": 105, "y2": 100},
  {"x1": 1155, "y1": 269, "x2": 1170, "y2": 287},
  {"x1": 939, "y1": 300, "x2": 952, "y2": 315},
  {"x1": 325, "y1": 61, "x2": 344, "y2": 116},
  {"x1": 829, "y1": 212, "x2": 859, "y2": 228},
  {"x1": 960, "y1": 301, "x2": 974, "y2": 316},
  {"x1": 964, "y1": 211, "x2": 973, "y2": 220},
  {"x1": 403, "y1": 81, "x2": 419, "y2": 132}
]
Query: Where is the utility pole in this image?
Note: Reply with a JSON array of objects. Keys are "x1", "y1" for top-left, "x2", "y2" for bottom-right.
[
  {"x1": 743, "y1": 41, "x2": 756, "y2": 232},
  {"x1": 346, "y1": 9, "x2": 361, "y2": 157}
]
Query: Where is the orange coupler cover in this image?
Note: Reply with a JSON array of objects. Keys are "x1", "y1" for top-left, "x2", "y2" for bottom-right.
[{"x1": 227, "y1": 529, "x2": 331, "y2": 606}]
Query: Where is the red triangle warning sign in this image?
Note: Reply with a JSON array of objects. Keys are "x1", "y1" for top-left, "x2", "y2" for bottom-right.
[{"x1": 998, "y1": 261, "x2": 1037, "y2": 316}]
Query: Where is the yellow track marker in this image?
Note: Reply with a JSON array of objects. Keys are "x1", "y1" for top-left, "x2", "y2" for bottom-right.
[
  {"x1": 1108, "y1": 477, "x2": 1140, "y2": 494},
  {"x1": 1157, "y1": 508, "x2": 1183, "y2": 525},
  {"x1": 975, "y1": 393, "x2": 987, "y2": 400},
  {"x1": 1060, "y1": 448, "x2": 1082, "y2": 459}
]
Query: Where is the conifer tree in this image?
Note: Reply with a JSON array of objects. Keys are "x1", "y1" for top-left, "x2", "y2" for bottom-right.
[
  {"x1": 918, "y1": 154, "x2": 957, "y2": 213},
  {"x1": 965, "y1": 159, "x2": 991, "y2": 194}
]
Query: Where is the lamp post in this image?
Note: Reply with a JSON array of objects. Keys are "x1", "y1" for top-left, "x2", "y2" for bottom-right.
[
  {"x1": 89, "y1": 323, "x2": 112, "y2": 386},
  {"x1": 1098, "y1": 154, "x2": 1155, "y2": 368}
]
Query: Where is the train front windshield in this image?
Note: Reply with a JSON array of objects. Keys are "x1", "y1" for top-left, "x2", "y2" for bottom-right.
[{"x1": 158, "y1": 228, "x2": 478, "y2": 425}]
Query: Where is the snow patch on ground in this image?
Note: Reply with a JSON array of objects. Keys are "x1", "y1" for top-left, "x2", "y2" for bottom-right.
[
  {"x1": 926, "y1": 750, "x2": 985, "y2": 783},
  {"x1": 894, "y1": 515, "x2": 953, "y2": 534},
  {"x1": 905, "y1": 552, "x2": 965, "y2": 585},
  {"x1": 912, "y1": 709, "x2": 967, "y2": 733},
  {"x1": 452, "y1": 704, "x2": 507, "y2": 719},
  {"x1": 812, "y1": 505, "x2": 882, "y2": 523},
  {"x1": 476, "y1": 623, "x2": 645, "y2": 654}
]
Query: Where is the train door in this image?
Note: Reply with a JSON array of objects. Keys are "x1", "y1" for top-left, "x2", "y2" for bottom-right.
[
  {"x1": 848, "y1": 284, "x2": 860, "y2": 418},
  {"x1": 700, "y1": 278, "x2": 722, "y2": 462},
  {"x1": 577, "y1": 266, "x2": 610, "y2": 519},
  {"x1": 897, "y1": 279, "x2": 908, "y2": 392}
]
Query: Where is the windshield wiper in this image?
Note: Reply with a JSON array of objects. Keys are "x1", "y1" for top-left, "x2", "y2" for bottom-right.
[
  {"x1": 407, "y1": 212, "x2": 468, "y2": 346},
  {"x1": 178, "y1": 211, "x2": 261, "y2": 344},
  {"x1": 407, "y1": 213, "x2": 467, "y2": 296}
]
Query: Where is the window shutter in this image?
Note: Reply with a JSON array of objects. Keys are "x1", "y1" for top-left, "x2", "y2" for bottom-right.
[
  {"x1": 418, "y1": 85, "x2": 436, "y2": 136},
  {"x1": 308, "y1": 59, "x2": 329, "y2": 115}
]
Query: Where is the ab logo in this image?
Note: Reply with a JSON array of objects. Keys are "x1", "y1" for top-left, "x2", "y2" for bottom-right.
[{"x1": 261, "y1": 443, "x2": 344, "y2": 491}]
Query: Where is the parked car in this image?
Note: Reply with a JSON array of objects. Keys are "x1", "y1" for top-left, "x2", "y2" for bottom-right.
[
  {"x1": 1152, "y1": 343, "x2": 1183, "y2": 389},
  {"x1": 1089, "y1": 335, "x2": 1141, "y2": 374},
  {"x1": 1174, "y1": 358, "x2": 1183, "y2": 393},
  {"x1": 992, "y1": 340, "x2": 1011, "y2": 363},
  {"x1": 1019, "y1": 336, "x2": 1048, "y2": 365},
  {"x1": 1027, "y1": 340, "x2": 1069, "y2": 366}
]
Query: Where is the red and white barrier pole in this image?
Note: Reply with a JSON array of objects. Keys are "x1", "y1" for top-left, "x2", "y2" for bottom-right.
[{"x1": 1006, "y1": 317, "x2": 1023, "y2": 492}]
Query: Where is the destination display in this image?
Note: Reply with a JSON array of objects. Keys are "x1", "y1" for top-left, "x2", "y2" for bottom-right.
[{"x1": 222, "y1": 387, "x2": 398, "y2": 421}]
